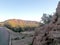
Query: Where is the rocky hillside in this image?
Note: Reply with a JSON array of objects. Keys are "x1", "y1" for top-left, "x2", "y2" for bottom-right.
[{"x1": 32, "y1": 1, "x2": 60, "y2": 45}]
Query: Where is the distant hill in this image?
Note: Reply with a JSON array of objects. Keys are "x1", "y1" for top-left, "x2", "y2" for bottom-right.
[
  {"x1": 4, "y1": 19, "x2": 39, "y2": 28},
  {"x1": 0, "y1": 22, "x2": 4, "y2": 26},
  {"x1": 0, "y1": 19, "x2": 39, "y2": 32}
]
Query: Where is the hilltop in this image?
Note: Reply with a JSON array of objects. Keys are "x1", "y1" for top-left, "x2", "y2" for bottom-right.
[
  {"x1": 0, "y1": 19, "x2": 39, "y2": 32},
  {"x1": 4, "y1": 19, "x2": 39, "y2": 27}
]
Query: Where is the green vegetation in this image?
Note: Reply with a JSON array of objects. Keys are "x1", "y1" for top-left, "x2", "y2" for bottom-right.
[
  {"x1": 29, "y1": 43, "x2": 32, "y2": 45},
  {"x1": 3, "y1": 19, "x2": 39, "y2": 32},
  {"x1": 21, "y1": 36, "x2": 25, "y2": 39},
  {"x1": 41, "y1": 13, "x2": 52, "y2": 24}
]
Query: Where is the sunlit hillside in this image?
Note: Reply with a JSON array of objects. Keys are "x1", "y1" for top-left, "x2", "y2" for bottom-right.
[
  {"x1": 4, "y1": 19, "x2": 39, "y2": 28},
  {"x1": 0, "y1": 19, "x2": 39, "y2": 32},
  {"x1": 0, "y1": 22, "x2": 4, "y2": 27}
]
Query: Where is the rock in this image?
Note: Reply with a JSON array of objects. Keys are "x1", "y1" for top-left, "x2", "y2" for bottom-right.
[
  {"x1": 56, "y1": 1, "x2": 60, "y2": 15},
  {"x1": 32, "y1": 1, "x2": 60, "y2": 45}
]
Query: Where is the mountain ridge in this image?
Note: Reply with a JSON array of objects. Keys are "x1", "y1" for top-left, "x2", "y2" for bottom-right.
[{"x1": 0, "y1": 19, "x2": 39, "y2": 28}]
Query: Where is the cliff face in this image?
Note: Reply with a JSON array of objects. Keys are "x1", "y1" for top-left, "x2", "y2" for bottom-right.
[{"x1": 32, "y1": 1, "x2": 60, "y2": 45}]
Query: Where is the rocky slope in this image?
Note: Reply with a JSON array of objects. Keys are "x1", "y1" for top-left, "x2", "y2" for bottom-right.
[{"x1": 32, "y1": 1, "x2": 60, "y2": 45}]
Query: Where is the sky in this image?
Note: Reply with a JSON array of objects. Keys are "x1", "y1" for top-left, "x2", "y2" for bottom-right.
[{"x1": 0, "y1": 0, "x2": 60, "y2": 22}]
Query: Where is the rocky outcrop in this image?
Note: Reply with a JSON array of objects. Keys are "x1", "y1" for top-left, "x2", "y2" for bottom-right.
[
  {"x1": 32, "y1": 1, "x2": 60, "y2": 45},
  {"x1": 56, "y1": 1, "x2": 60, "y2": 15}
]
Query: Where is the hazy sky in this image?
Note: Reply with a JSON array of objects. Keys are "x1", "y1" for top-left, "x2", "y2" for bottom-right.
[{"x1": 0, "y1": 0, "x2": 60, "y2": 22}]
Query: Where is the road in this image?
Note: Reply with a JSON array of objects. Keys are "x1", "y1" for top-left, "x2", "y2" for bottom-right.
[
  {"x1": 0, "y1": 27, "x2": 34, "y2": 45},
  {"x1": 0, "y1": 27, "x2": 10, "y2": 45}
]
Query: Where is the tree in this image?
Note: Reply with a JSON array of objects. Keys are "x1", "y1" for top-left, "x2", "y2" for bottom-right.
[
  {"x1": 4, "y1": 23, "x2": 23, "y2": 33},
  {"x1": 41, "y1": 13, "x2": 52, "y2": 24}
]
